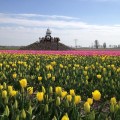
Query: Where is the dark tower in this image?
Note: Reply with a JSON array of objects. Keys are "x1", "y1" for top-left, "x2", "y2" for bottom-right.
[{"x1": 45, "y1": 28, "x2": 52, "y2": 42}]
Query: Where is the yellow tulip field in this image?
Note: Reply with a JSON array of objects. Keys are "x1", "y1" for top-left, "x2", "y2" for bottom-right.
[{"x1": 0, "y1": 51, "x2": 120, "y2": 120}]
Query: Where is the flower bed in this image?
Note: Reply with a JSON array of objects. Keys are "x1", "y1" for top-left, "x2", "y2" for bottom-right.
[{"x1": 0, "y1": 51, "x2": 120, "y2": 119}]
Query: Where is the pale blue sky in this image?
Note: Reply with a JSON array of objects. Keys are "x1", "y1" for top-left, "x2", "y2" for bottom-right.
[{"x1": 0, "y1": 0, "x2": 120, "y2": 47}]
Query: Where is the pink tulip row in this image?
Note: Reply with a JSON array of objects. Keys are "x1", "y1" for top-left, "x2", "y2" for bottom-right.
[{"x1": 0, "y1": 50, "x2": 120, "y2": 56}]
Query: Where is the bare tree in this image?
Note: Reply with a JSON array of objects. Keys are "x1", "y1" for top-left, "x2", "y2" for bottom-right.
[{"x1": 94, "y1": 40, "x2": 99, "y2": 49}]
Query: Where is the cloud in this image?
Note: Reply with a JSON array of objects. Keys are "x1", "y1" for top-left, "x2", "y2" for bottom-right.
[
  {"x1": 1, "y1": 13, "x2": 120, "y2": 31},
  {"x1": 0, "y1": 13, "x2": 120, "y2": 47},
  {"x1": 0, "y1": 13, "x2": 79, "y2": 20}
]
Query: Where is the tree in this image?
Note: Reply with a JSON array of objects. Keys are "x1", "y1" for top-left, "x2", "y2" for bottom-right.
[
  {"x1": 103, "y1": 42, "x2": 106, "y2": 49},
  {"x1": 118, "y1": 45, "x2": 120, "y2": 48},
  {"x1": 94, "y1": 40, "x2": 99, "y2": 49}
]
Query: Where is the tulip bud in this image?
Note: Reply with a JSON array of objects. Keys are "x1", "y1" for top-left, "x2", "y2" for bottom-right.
[
  {"x1": 108, "y1": 72, "x2": 111, "y2": 77},
  {"x1": 3, "y1": 82, "x2": 6, "y2": 89},
  {"x1": 56, "y1": 97, "x2": 61, "y2": 106},
  {"x1": 65, "y1": 99, "x2": 69, "y2": 107},
  {"x1": 21, "y1": 109, "x2": 26, "y2": 119},
  {"x1": 53, "y1": 116, "x2": 57, "y2": 120},
  {"x1": 49, "y1": 96, "x2": 53, "y2": 102},
  {"x1": 16, "y1": 115, "x2": 19, "y2": 120},
  {"x1": 0, "y1": 85, "x2": 3, "y2": 90},
  {"x1": 52, "y1": 76, "x2": 55, "y2": 81},
  {"x1": 44, "y1": 104, "x2": 49, "y2": 113},
  {"x1": 88, "y1": 111, "x2": 95, "y2": 120},
  {"x1": 49, "y1": 86, "x2": 53, "y2": 94},
  {"x1": 13, "y1": 100, "x2": 18, "y2": 109},
  {"x1": 83, "y1": 71, "x2": 87, "y2": 75},
  {"x1": 118, "y1": 101, "x2": 120, "y2": 108},
  {"x1": 110, "y1": 103, "x2": 114, "y2": 113},
  {"x1": 45, "y1": 94, "x2": 48, "y2": 101},
  {"x1": 86, "y1": 76, "x2": 89, "y2": 80},
  {"x1": 85, "y1": 80, "x2": 88, "y2": 85},
  {"x1": 115, "y1": 104, "x2": 119, "y2": 112},
  {"x1": 4, "y1": 105, "x2": 10, "y2": 117},
  {"x1": 28, "y1": 105, "x2": 32, "y2": 116},
  {"x1": 42, "y1": 86, "x2": 46, "y2": 94},
  {"x1": 4, "y1": 97, "x2": 8, "y2": 104}
]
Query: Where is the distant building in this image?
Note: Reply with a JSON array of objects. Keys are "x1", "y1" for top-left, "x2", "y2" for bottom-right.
[
  {"x1": 20, "y1": 28, "x2": 72, "y2": 50},
  {"x1": 40, "y1": 28, "x2": 60, "y2": 43}
]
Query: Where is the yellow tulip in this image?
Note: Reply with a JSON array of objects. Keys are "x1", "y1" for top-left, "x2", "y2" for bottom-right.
[
  {"x1": 51, "y1": 61, "x2": 56, "y2": 66},
  {"x1": 66, "y1": 95, "x2": 72, "y2": 102},
  {"x1": 111, "y1": 64, "x2": 115, "y2": 68},
  {"x1": 0, "y1": 85, "x2": 3, "y2": 90},
  {"x1": 36, "y1": 92, "x2": 44, "y2": 101},
  {"x1": 47, "y1": 73, "x2": 51, "y2": 79},
  {"x1": 97, "y1": 74, "x2": 102, "y2": 79},
  {"x1": 19, "y1": 79, "x2": 27, "y2": 88},
  {"x1": 55, "y1": 87, "x2": 62, "y2": 95},
  {"x1": 0, "y1": 63, "x2": 2, "y2": 67},
  {"x1": 70, "y1": 89, "x2": 75, "y2": 96},
  {"x1": 84, "y1": 102, "x2": 90, "y2": 113},
  {"x1": 61, "y1": 113, "x2": 69, "y2": 120},
  {"x1": 8, "y1": 86, "x2": 13, "y2": 92},
  {"x1": 52, "y1": 76, "x2": 55, "y2": 81},
  {"x1": 10, "y1": 90, "x2": 17, "y2": 97},
  {"x1": 60, "y1": 64, "x2": 63, "y2": 68},
  {"x1": 61, "y1": 91, "x2": 67, "y2": 98},
  {"x1": 74, "y1": 95, "x2": 81, "y2": 104},
  {"x1": 110, "y1": 97, "x2": 117, "y2": 105},
  {"x1": 92, "y1": 90, "x2": 101, "y2": 101},
  {"x1": 87, "y1": 98, "x2": 93, "y2": 105},
  {"x1": 83, "y1": 71, "x2": 87, "y2": 75},
  {"x1": 2, "y1": 90, "x2": 7, "y2": 98},
  {"x1": 27, "y1": 87, "x2": 33, "y2": 95},
  {"x1": 38, "y1": 76, "x2": 42, "y2": 81},
  {"x1": 12, "y1": 73, "x2": 17, "y2": 79},
  {"x1": 46, "y1": 65, "x2": 53, "y2": 70},
  {"x1": 85, "y1": 66, "x2": 88, "y2": 70}
]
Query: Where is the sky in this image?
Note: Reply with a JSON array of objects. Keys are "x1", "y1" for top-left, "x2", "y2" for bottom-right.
[{"x1": 0, "y1": 0, "x2": 120, "y2": 47}]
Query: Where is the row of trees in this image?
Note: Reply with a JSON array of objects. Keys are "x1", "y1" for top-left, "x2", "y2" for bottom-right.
[
  {"x1": 94, "y1": 40, "x2": 106, "y2": 49},
  {"x1": 94, "y1": 40, "x2": 120, "y2": 49}
]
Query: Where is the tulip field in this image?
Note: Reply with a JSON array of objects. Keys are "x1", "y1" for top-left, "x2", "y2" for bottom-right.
[{"x1": 0, "y1": 50, "x2": 120, "y2": 120}]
